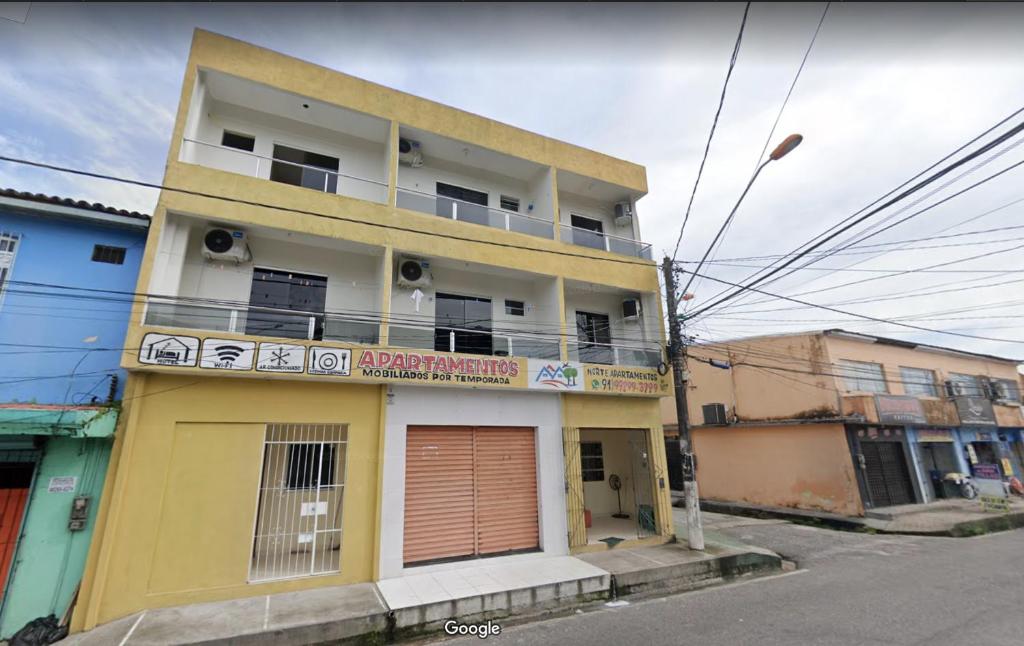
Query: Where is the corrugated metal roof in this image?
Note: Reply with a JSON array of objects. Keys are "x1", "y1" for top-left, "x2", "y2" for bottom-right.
[{"x1": 0, "y1": 187, "x2": 150, "y2": 221}]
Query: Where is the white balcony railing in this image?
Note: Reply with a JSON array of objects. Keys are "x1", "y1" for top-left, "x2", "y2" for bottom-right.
[
  {"x1": 144, "y1": 299, "x2": 563, "y2": 360},
  {"x1": 396, "y1": 186, "x2": 555, "y2": 239},
  {"x1": 567, "y1": 340, "x2": 662, "y2": 368},
  {"x1": 180, "y1": 138, "x2": 389, "y2": 204},
  {"x1": 559, "y1": 223, "x2": 653, "y2": 260},
  {"x1": 144, "y1": 299, "x2": 380, "y2": 345}
]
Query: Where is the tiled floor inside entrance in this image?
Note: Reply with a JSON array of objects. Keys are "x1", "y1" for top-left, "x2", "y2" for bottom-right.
[
  {"x1": 376, "y1": 555, "x2": 608, "y2": 609},
  {"x1": 587, "y1": 515, "x2": 641, "y2": 544}
]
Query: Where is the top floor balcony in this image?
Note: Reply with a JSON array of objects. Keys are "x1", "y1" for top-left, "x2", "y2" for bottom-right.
[{"x1": 176, "y1": 70, "x2": 652, "y2": 259}]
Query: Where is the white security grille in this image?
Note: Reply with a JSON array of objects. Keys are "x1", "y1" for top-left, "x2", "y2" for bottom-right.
[{"x1": 250, "y1": 423, "x2": 347, "y2": 582}]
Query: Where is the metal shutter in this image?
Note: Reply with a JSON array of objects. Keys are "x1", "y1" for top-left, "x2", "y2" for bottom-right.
[
  {"x1": 403, "y1": 426, "x2": 539, "y2": 565},
  {"x1": 475, "y1": 427, "x2": 539, "y2": 555},
  {"x1": 404, "y1": 427, "x2": 476, "y2": 564},
  {"x1": 862, "y1": 441, "x2": 915, "y2": 508}
]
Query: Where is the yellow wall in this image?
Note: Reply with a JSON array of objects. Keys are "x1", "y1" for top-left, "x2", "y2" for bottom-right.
[
  {"x1": 73, "y1": 374, "x2": 383, "y2": 630},
  {"x1": 692, "y1": 422, "x2": 863, "y2": 516},
  {"x1": 175, "y1": 30, "x2": 647, "y2": 193}
]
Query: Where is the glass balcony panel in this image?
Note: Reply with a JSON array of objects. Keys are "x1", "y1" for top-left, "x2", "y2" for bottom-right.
[
  {"x1": 145, "y1": 301, "x2": 235, "y2": 332},
  {"x1": 323, "y1": 318, "x2": 379, "y2": 345}
]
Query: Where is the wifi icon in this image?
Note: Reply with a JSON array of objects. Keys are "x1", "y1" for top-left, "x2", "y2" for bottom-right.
[
  {"x1": 215, "y1": 345, "x2": 245, "y2": 363},
  {"x1": 200, "y1": 339, "x2": 255, "y2": 370}
]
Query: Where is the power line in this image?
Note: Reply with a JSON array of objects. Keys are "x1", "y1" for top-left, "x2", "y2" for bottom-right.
[
  {"x1": 670, "y1": 1, "x2": 751, "y2": 261},
  {"x1": 673, "y1": 265, "x2": 1024, "y2": 345},
  {"x1": 684, "y1": 105, "x2": 1024, "y2": 317},
  {"x1": 686, "y1": 149, "x2": 1024, "y2": 320},
  {"x1": 682, "y1": 1, "x2": 829, "y2": 311}
]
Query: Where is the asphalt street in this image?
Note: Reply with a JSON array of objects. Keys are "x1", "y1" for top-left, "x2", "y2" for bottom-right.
[{"x1": 436, "y1": 521, "x2": 1024, "y2": 646}]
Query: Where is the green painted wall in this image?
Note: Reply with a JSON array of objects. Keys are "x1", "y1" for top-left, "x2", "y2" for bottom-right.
[{"x1": 0, "y1": 437, "x2": 111, "y2": 637}]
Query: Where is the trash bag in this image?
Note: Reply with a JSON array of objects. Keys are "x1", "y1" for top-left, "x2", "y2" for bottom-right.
[{"x1": 10, "y1": 614, "x2": 69, "y2": 646}]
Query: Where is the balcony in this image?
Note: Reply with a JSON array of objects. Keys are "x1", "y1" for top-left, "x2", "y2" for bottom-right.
[
  {"x1": 557, "y1": 170, "x2": 651, "y2": 260},
  {"x1": 559, "y1": 223, "x2": 652, "y2": 260},
  {"x1": 564, "y1": 279, "x2": 661, "y2": 369},
  {"x1": 145, "y1": 300, "x2": 380, "y2": 345},
  {"x1": 396, "y1": 186, "x2": 554, "y2": 238},
  {"x1": 179, "y1": 69, "x2": 391, "y2": 204},
  {"x1": 181, "y1": 138, "x2": 389, "y2": 204}
]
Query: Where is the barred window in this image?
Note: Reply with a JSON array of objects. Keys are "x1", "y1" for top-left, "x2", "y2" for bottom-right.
[
  {"x1": 581, "y1": 441, "x2": 605, "y2": 482},
  {"x1": 91, "y1": 244, "x2": 126, "y2": 265}
]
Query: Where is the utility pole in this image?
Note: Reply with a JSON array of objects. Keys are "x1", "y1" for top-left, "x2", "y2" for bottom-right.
[{"x1": 661, "y1": 257, "x2": 704, "y2": 551}]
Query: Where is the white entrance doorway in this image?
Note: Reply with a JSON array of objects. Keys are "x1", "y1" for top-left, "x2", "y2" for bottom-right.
[{"x1": 579, "y1": 428, "x2": 655, "y2": 546}]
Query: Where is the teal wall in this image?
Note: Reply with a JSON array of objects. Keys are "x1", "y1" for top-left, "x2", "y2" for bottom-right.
[{"x1": 0, "y1": 437, "x2": 111, "y2": 637}]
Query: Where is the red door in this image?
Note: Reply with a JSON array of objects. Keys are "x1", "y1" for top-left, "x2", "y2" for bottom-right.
[{"x1": 0, "y1": 462, "x2": 35, "y2": 601}]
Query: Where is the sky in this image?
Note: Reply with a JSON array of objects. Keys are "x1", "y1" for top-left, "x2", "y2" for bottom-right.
[{"x1": 2, "y1": 2, "x2": 1024, "y2": 362}]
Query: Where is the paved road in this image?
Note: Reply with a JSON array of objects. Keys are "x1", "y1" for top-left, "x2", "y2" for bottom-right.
[{"x1": 437, "y1": 521, "x2": 1024, "y2": 646}]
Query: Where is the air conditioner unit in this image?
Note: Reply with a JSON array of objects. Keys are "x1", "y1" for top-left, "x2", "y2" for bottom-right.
[
  {"x1": 614, "y1": 202, "x2": 633, "y2": 227},
  {"x1": 981, "y1": 379, "x2": 997, "y2": 400},
  {"x1": 396, "y1": 256, "x2": 432, "y2": 288},
  {"x1": 398, "y1": 138, "x2": 423, "y2": 168},
  {"x1": 202, "y1": 227, "x2": 250, "y2": 263},
  {"x1": 622, "y1": 298, "x2": 642, "y2": 321},
  {"x1": 702, "y1": 403, "x2": 728, "y2": 426},
  {"x1": 945, "y1": 380, "x2": 967, "y2": 397}
]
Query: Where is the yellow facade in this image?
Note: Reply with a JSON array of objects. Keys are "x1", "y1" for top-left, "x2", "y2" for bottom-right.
[
  {"x1": 75, "y1": 29, "x2": 671, "y2": 631},
  {"x1": 74, "y1": 376, "x2": 383, "y2": 629}
]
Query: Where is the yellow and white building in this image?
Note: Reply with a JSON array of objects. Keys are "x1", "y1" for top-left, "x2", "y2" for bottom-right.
[{"x1": 73, "y1": 30, "x2": 673, "y2": 631}]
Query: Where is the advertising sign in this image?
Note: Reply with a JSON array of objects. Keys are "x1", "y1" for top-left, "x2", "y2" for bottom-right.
[
  {"x1": 138, "y1": 333, "x2": 200, "y2": 367},
  {"x1": 954, "y1": 396, "x2": 997, "y2": 426},
  {"x1": 527, "y1": 360, "x2": 584, "y2": 391},
  {"x1": 256, "y1": 343, "x2": 306, "y2": 373},
  {"x1": 916, "y1": 428, "x2": 954, "y2": 443},
  {"x1": 200, "y1": 338, "x2": 256, "y2": 370},
  {"x1": 874, "y1": 395, "x2": 927, "y2": 425},
  {"x1": 583, "y1": 365, "x2": 671, "y2": 396},
  {"x1": 133, "y1": 332, "x2": 669, "y2": 397}
]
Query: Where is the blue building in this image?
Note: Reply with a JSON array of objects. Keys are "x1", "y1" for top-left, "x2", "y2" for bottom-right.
[{"x1": 0, "y1": 189, "x2": 148, "y2": 638}]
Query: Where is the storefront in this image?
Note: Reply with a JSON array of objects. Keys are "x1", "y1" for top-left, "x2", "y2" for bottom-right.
[
  {"x1": 909, "y1": 428, "x2": 964, "y2": 500},
  {"x1": 378, "y1": 386, "x2": 567, "y2": 579},
  {"x1": 847, "y1": 425, "x2": 920, "y2": 509}
]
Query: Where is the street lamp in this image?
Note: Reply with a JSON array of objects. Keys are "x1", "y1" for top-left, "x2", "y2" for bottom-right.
[{"x1": 663, "y1": 133, "x2": 803, "y2": 552}]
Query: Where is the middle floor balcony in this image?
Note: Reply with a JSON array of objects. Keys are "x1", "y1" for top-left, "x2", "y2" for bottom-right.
[{"x1": 140, "y1": 212, "x2": 663, "y2": 374}]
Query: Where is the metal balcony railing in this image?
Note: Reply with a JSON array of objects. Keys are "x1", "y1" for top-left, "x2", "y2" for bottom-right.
[
  {"x1": 180, "y1": 138, "x2": 389, "y2": 204},
  {"x1": 386, "y1": 324, "x2": 562, "y2": 361},
  {"x1": 567, "y1": 340, "x2": 662, "y2": 368},
  {"x1": 396, "y1": 186, "x2": 556, "y2": 239},
  {"x1": 559, "y1": 223, "x2": 653, "y2": 260},
  {"x1": 144, "y1": 299, "x2": 380, "y2": 345}
]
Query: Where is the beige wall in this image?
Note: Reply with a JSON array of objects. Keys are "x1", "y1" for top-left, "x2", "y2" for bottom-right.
[
  {"x1": 692, "y1": 422, "x2": 863, "y2": 516},
  {"x1": 664, "y1": 331, "x2": 1023, "y2": 428}
]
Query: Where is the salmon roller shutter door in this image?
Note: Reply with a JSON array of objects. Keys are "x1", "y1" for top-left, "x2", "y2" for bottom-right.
[
  {"x1": 404, "y1": 427, "x2": 476, "y2": 564},
  {"x1": 475, "y1": 427, "x2": 539, "y2": 555}
]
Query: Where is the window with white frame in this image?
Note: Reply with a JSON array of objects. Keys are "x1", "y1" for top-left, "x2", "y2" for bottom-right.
[
  {"x1": 900, "y1": 366, "x2": 938, "y2": 397},
  {"x1": 251, "y1": 423, "x2": 347, "y2": 582},
  {"x1": 838, "y1": 359, "x2": 888, "y2": 393},
  {"x1": 0, "y1": 233, "x2": 19, "y2": 307}
]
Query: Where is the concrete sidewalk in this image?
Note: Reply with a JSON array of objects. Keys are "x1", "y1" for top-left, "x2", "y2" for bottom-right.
[
  {"x1": 60, "y1": 534, "x2": 780, "y2": 645},
  {"x1": 701, "y1": 497, "x2": 1024, "y2": 537}
]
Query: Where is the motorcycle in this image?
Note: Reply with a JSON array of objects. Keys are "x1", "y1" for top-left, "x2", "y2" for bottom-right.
[{"x1": 943, "y1": 472, "x2": 978, "y2": 500}]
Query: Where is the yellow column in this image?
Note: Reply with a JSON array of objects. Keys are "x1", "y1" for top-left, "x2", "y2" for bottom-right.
[
  {"x1": 550, "y1": 167, "x2": 562, "y2": 243},
  {"x1": 378, "y1": 246, "x2": 394, "y2": 345},
  {"x1": 554, "y1": 275, "x2": 569, "y2": 361},
  {"x1": 648, "y1": 426, "x2": 676, "y2": 539},
  {"x1": 386, "y1": 120, "x2": 400, "y2": 207}
]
